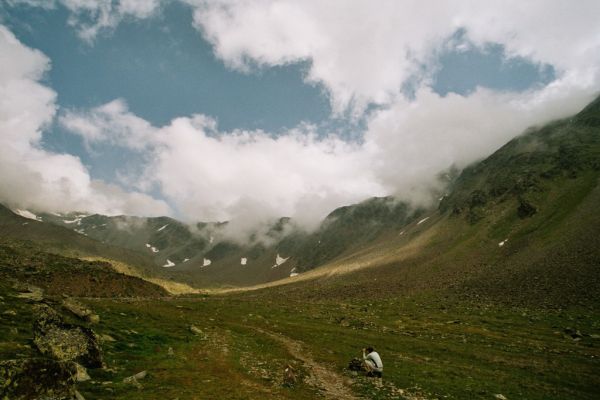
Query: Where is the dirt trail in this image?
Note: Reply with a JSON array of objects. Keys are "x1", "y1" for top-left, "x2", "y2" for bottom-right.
[{"x1": 254, "y1": 327, "x2": 360, "y2": 400}]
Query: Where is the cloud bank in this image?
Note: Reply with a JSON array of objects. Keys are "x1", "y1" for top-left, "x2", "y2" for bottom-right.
[
  {"x1": 0, "y1": 25, "x2": 170, "y2": 216},
  {"x1": 3, "y1": 1, "x2": 600, "y2": 233}
]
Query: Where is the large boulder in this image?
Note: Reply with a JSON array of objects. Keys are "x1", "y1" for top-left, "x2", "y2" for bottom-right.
[
  {"x1": 33, "y1": 305, "x2": 103, "y2": 368},
  {"x1": 0, "y1": 358, "x2": 77, "y2": 400}
]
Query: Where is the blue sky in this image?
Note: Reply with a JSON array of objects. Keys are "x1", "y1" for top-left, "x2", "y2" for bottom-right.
[{"x1": 0, "y1": 1, "x2": 597, "y2": 226}]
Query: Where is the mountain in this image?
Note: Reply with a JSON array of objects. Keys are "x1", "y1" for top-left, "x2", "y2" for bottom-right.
[{"x1": 24, "y1": 198, "x2": 425, "y2": 288}]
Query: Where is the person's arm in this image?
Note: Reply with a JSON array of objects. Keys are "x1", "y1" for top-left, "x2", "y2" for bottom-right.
[{"x1": 362, "y1": 349, "x2": 367, "y2": 360}]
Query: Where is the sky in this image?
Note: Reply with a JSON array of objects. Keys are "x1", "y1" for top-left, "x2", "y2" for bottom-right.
[{"x1": 0, "y1": 0, "x2": 599, "y2": 233}]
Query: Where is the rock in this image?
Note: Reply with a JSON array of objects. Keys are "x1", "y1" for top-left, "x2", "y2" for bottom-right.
[
  {"x1": 74, "y1": 363, "x2": 91, "y2": 382},
  {"x1": 190, "y1": 325, "x2": 208, "y2": 339},
  {"x1": 133, "y1": 370, "x2": 148, "y2": 380},
  {"x1": 16, "y1": 286, "x2": 44, "y2": 302},
  {"x1": 282, "y1": 364, "x2": 297, "y2": 387},
  {"x1": 99, "y1": 334, "x2": 116, "y2": 342},
  {"x1": 33, "y1": 304, "x2": 103, "y2": 368},
  {"x1": 123, "y1": 371, "x2": 147, "y2": 389},
  {"x1": 62, "y1": 298, "x2": 100, "y2": 323},
  {"x1": 494, "y1": 394, "x2": 508, "y2": 400},
  {"x1": 168, "y1": 347, "x2": 174, "y2": 356},
  {"x1": 348, "y1": 357, "x2": 363, "y2": 371},
  {"x1": 0, "y1": 358, "x2": 77, "y2": 400}
]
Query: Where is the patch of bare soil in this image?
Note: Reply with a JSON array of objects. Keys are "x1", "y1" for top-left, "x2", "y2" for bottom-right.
[{"x1": 253, "y1": 327, "x2": 360, "y2": 400}]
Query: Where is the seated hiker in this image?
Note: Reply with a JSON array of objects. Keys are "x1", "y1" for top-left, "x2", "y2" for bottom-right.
[{"x1": 362, "y1": 346, "x2": 383, "y2": 377}]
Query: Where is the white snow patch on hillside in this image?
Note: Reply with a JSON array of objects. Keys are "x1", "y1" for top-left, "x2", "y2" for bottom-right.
[
  {"x1": 498, "y1": 239, "x2": 508, "y2": 247},
  {"x1": 203, "y1": 258, "x2": 212, "y2": 267},
  {"x1": 14, "y1": 209, "x2": 41, "y2": 221},
  {"x1": 290, "y1": 267, "x2": 299, "y2": 277},
  {"x1": 209, "y1": 236, "x2": 214, "y2": 244},
  {"x1": 183, "y1": 258, "x2": 190, "y2": 263},
  {"x1": 241, "y1": 257, "x2": 247, "y2": 265},
  {"x1": 162, "y1": 259, "x2": 175, "y2": 268},
  {"x1": 75, "y1": 229, "x2": 86, "y2": 236},
  {"x1": 272, "y1": 254, "x2": 289, "y2": 268},
  {"x1": 145, "y1": 244, "x2": 159, "y2": 253},
  {"x1": 63, "y1": 218, "x2": 82, "y2": 225},
  {"x1": 157, "y1": 224, "x2": 168, "y2": 232},
  {"x1": 417, "y1": 217, "x2": 430, "y2": 225},
  {"x1": 399, "y1": 231, "x2": 405, "y2": 236}
]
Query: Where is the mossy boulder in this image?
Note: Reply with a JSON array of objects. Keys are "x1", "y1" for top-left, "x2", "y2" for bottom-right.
[
  {"x1": 33, "y1": 305, "x2": 103, "y2": 369},
  {"x1": 0, "y1": 358, "x2": 77, "y2": 400}
]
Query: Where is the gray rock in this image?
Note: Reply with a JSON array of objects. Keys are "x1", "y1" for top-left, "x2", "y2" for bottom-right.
[
  {"x1": 33, "y1": 305, "x2": 103, "y2": 368},
  {"x1": 99, "y1": 334, "x2": 116, "y2": 342},
  {"x1": 16, "y1": 286, "x2": 44, "y2": 302},
  {"x1": 190, "y1": 325, "x2": 208, "y2": 339},
  {"x1": 0, "y1": 358, "x2": 77, "y2": 400},
  {"x1": 62, "y1": 298, "x2": 100, "y2": 324},
  {"x1": 74, "y1": 363, "x2": 91, "y2": 382}
]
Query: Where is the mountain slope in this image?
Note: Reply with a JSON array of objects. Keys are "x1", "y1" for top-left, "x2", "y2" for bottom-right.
[{"x1": 236, "y1": 95, "x2": 600, "y2": 308}]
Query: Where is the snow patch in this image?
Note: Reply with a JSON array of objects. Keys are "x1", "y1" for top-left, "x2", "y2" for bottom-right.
[
  {"x1": 157, "y1": 224, "x2": 168, "y2": 232},
  {"x1": 162, "y1": 259, "x2": 175, "y2": 268},
  {"x1": 209, "y1": 236, "x2": 214, "y2": 244},
  {"x1": 399, "y1": 231, "x2": 405, "y2": 236},
  {"x1": 272, "y1": 254, "x2": 289, "y2": 268},
  {"x1": 14, "y1": 209, "x2": 41, "y2": 221},
  {"x1": 289, "y1": 267, "x2": 299, "y2": 277},
  {"x1": 203, "y1": 258, "x2": 212, "y2": 267},
  {"x1": 145, "y1": 243, "x2": 159, "y2": 253},
  {"x1": 183, "y1": 258, "x2": 190, "y2": 263},
  {"x1": 498, "y1": 239, "x2": 509, "y2": 247},
  {"x1": 241, "y1": 257, "x2": 247, "y2": 265},
  {"x1": 63, "y1": 218, "x2": 82, "y2": 225},
  {"x1": 417, "y1": 217, "x2": 430, "y2": 225}
]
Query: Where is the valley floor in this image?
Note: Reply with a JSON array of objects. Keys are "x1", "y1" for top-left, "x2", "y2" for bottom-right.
[{"x1": 2, "y1": 280, "x2": 598, "y2": 400}]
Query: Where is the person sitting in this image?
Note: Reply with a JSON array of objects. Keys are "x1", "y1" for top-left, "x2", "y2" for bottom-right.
[{"x1": 362, "y1": 346, "x2": 383, "y2": 377}]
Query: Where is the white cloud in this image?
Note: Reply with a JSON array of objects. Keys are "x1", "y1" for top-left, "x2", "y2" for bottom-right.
[
  {"x1": 8, "y1": 0, "x2": 162, "y2": 42},
  {"x1": 187, "y1": 0, "x2": 600, "y2": 114},
  {"x1": 61, "y1": 102, "x2": 384, "y2": 229},
  {"x1": 0, "y1": 25, "x2": 170, "y2": 216},
  {"x1": 364, "y1": 82, "x2": 598, "y2": 204}
]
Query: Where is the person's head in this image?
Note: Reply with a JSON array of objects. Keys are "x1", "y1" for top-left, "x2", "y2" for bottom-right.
[{"x1": 366, "y1": 346, "x2": 374, "y2": 353}]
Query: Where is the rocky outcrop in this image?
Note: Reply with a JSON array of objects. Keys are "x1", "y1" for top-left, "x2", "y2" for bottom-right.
[
  {"x1": 62, "y1": 298, "x2": 100, "y2": 324},
  {"x1": 33, "y1": 304, "x2": 103, "y2": 368},
  {"x1": 0, "y1": 358, "x2": 77, "y2": 400}
]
